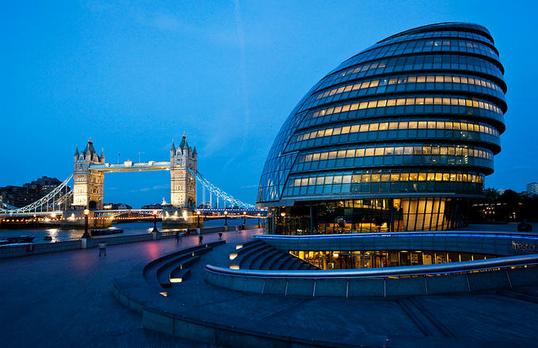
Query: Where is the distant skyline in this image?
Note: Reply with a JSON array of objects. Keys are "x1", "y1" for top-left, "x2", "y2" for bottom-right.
[{"x1": 2, "y1": 0, "x2": 537, "y2": 207}]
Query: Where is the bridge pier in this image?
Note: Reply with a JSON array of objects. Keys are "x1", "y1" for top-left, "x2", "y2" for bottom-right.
[
  {"x1": 60, "y1": 209, "x2": 112, "y2": 229},
  {"x1": 161, "y1": 206, "x2": 201, "y2": 229}
]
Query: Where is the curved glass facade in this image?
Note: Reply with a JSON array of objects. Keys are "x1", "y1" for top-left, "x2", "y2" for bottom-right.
[{"x1": 257, "y1": 23, "x2": 506, "y2": 233}]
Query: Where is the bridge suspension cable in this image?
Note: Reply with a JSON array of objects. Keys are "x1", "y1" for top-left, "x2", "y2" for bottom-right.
[
  {"x1": 188, "y1": 169, "x2": 255, "y2": 209},
  {"x1": 0, "y1": 169, "x2": 255, "y2": 215},
  {"x1": 0, "y1": 174, "x2": 73, "y2": 214}
]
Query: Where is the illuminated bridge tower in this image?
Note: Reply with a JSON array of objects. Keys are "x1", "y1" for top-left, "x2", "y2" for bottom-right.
[
  {"x1": 73, "y1": 139, "x2": 105, "y2": 209},
  {"x1": 170, "y1": 134, "x2": 197, "y2": 209}
]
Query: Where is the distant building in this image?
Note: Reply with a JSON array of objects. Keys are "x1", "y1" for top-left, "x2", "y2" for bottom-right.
[
  {"x1": 141, "y1": 203, "x2": 162, "y2": 209},
  {"x1": 0, "y1": 176, "x2": 64, "y2": 207},
  {"x1": 103, "y1": 203, "x2": 133, "y2": 210},
  {"x1": 527, "y1": 182, "x2": 538, "y2": 196}
]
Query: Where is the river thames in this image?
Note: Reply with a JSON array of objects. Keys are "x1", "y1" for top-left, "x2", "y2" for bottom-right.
[{"x1": 0, "y1": 218, "x2": 260, "y2": 244}]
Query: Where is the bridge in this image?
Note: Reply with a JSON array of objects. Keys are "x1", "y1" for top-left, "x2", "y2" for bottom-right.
[{"x1": 0, "y1": 135, "x2": 265, "y2": 225}]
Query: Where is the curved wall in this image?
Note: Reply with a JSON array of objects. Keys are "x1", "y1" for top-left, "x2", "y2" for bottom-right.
[
  {"x1": 257, "y1": 23, "x2": 507, "y2": 233},
  {"x1": 256, "y1": 233, "x2": 538, "y2": 257}
]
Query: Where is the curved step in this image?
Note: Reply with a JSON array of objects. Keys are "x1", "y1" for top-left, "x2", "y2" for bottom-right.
[
  {"x1": 279, "y1": 256, "x2": 299, "y2": 270},
  {"x1": 239, "y1": 246, "x2": 272, "y2": 268},
  {"x1": 236, "y1": 243, "x2": 272, "y2": 267},
  {"x1": 235, "y1": 239, "x2": 264, "y2": 254},
  {"x1": 144, "y1": 240, "x2": 225, "y2": 290},
  {"x1": 250, "y1": 248, "x2": 281, "y2": 269},
  {"x1": 168, "y1": 268, "x2": 191, "y2": 285},
  {"x1": 266, "y1": 251, "x2": 290, "y2": 270},
  {"x1": 157, "y1": 255, "x2": 200, "y2": 288}
]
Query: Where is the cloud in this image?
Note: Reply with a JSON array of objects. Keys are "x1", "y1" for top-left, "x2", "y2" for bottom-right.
[
  {"x1": 240, "y1": 184, "x2": 258, "y2": 189},
  {"x1": 131, "y1": 8, "x2": 246, "y2": 47},
  {"x1": 130, "y1": 184, "x2": 168, "y2": 193}
]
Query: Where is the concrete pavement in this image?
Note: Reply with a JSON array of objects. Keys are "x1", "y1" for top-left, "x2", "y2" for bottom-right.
[{"x1": 0, "y1": 230, "x2": 258, "y2": 348}]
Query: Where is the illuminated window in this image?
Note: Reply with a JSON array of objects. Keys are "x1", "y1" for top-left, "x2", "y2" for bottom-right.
[{"x1": 294, "y1": 119, "x2": 499, "y2": 144}]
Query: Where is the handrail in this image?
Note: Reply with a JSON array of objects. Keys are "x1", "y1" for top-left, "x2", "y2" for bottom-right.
[
  {"x1": 0, "y1": 174, "x2": 73, "y2": 214},
  {"x1": 205, "y1": 253, "x2": 538, "y2": 279},
  {"x1": 256, "y1": 231, "x2": 538, "y2": 241}
]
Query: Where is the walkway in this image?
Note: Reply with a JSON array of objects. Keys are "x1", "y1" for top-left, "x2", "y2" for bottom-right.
[
  {"x1": 0, "y1": 229, "x2": 260, "y2": 348},
  {"x1": 117, "y1": 235, "x2": 538, "y2": 347},
  {"x1": 2, "y1": 228, "x2": 538, "y2": 347}
]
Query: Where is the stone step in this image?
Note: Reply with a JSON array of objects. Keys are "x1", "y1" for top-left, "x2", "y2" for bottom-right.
[
  {"x1": 250, "y1": 248, "x2": 281, "y2": 269},
  {"x1": 237, "y1": 243, "x2": 273, "y2": 268}
]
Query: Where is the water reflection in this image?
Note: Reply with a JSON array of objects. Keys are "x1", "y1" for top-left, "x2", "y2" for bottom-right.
[
  {"x1": 46, "y1": 228, "x2": 60, "y2": 243},
  {"x1": 0, "y1": 218, "x2": 259, "y2": 244}
]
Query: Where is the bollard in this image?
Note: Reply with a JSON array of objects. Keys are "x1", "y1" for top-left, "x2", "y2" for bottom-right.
[
  {"x1": 152, "y1": 230, "x2": 161, "y2": 240},
  {"x1": 81, "y1": 238, "x2": 88, "y2": 249}
]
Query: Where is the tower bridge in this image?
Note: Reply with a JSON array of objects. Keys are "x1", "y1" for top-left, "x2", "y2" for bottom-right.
[{"x1": 0, "y1": 134, "x2": 264, "y2": 225}]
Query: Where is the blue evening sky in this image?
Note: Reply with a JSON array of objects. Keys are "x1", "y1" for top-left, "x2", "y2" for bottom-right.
[{"x1": 1, "y1": 0, "x2": 536, "y2": 207}]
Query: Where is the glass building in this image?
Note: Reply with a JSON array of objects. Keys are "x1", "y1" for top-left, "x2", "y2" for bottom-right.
[{"x1": 257, "y1": 23, "x2": 507, "y2": 234}]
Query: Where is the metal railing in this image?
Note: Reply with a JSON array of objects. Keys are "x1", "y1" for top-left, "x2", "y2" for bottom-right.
[{"x1": 205, "y1": 253, "x2": 538, "y2": 279}]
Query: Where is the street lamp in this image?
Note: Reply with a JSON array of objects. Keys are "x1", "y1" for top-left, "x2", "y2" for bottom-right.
[
  {"x1": 152, "y1": 210, "x2": 159, "y2": 233},
  {"x1": 224, "y1": 210, "x2": 228, "y2": 226},
  {"x1": 82, "y1": 209, "x2": 91, "y2": 238},
  {"x1": 257, "y1": 213, "x2": 261, "y2": 228},
  {"x1": 196, "y1": 210, "x2": 201, "y2": 228},
  {"x1": 242, "y1": 211, "x2": 247, "y2": 225}
]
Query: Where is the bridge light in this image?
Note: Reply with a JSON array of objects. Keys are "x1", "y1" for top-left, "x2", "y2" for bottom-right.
[
  {"x1": 224, "y1": 211, "x2": 228, "y2": 215},
  {"x1": 83, "y1": 209, "x2": 90, "y2": 216}
]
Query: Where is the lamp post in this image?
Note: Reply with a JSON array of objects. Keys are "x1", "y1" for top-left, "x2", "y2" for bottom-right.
[
  {"x1": 257, "y1": 213, "x2": 261, "y2": 228},
  {"x1": 152, "y1": 210, "x2": 159, "y2": 233},
  {"x1": 82, "y1": 209, "x2": 91, "y2": 238},
  {"x1": 196, "y1": 210, "x2": 201, "y2": 228},
  {"x1": 224, "y1": 210, "x2": 228, "y2": 227},
  {"x1": 280, "y1": 211, "x2": 286, "y2": 234},
  {"x1": 242, "y1": 211, "x2": 247, "y2": 225}
]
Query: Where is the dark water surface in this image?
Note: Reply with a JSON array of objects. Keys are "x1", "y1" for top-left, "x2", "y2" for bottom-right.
[{"x1": 0, "y1": 218, "x2": 260, "y2": 244}]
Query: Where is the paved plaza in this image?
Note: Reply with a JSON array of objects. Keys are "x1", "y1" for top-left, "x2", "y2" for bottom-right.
[
  {"x1": 2, "y1": 229, "x2": 538, "y2": 347},
  {"x1": 0, "y1": 230, "x2": 258, "y2": 347}
]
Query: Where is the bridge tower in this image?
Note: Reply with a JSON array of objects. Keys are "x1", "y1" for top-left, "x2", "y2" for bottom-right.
[
  {"x1": 169, "y1": 134, "x2": 197, "y2": 209},
  {"x1": 73, "y1": 139, "x2": 105, "y2": 209}
]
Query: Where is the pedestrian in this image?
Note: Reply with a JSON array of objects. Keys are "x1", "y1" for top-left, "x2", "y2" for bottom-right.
[
  {"x1": 218, "y1": 232, "x2": 223, "y2": 240},
  {"x1": 198, "y1": 235, "x2": 204, "y2": 245},
  {"x1": 175, "y1": 231, "x2": 180, "y2": 243},
  {"x1": 98, "y1": 242, "x2": 107, "y2": 257}
]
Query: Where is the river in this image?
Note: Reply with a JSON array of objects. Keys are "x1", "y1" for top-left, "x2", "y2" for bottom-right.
[{"x1": 0, "y1": 218, "x2": 261, "y2": 244}]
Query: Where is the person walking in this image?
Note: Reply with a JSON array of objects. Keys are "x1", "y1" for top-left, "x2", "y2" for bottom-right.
[
  {"x1": 198, "y1": 235, "x2": 204, "y2": 245},
  {"x1": 98, "y1": 242, "x2": 107, "y2": 257}
]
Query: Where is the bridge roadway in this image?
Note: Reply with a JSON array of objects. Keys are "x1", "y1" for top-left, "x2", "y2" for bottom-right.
[
  {"x1": 0, "y1": 229, "x2": 259, "y2": 348},
  {"x1": 89, "y1": 161, "x2": 171, "y2": 173}
]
